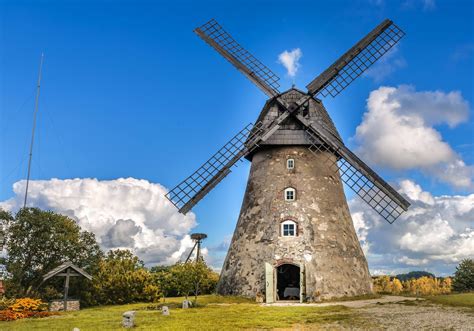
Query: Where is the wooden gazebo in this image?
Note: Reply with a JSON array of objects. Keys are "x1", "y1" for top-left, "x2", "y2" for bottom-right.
[{"x1": 43, "y1": 261, "x2": 92, "y2": 311}]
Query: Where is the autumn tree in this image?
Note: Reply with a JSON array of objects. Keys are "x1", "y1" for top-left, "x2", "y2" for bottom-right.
[
  {"x1": 452, "y1": 259, "x2": 474, "y2": 292},
  {"x1": 441, "y1": 277, "x2": 452, "y2": 294},
  {"x1": 391, "y1": 278, "x2": 403, "y2": 294},
  {"x1": 373, "y1": 276, "x2": 392, "y2": 294}
]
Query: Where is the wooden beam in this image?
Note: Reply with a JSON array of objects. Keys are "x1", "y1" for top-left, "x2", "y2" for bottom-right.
[
  {"x1": 195, "y1": 28, "x2": 279, "y2": 98},
  {"x1": 306, "y1": 19, "x2": 392, "y2": 96}
]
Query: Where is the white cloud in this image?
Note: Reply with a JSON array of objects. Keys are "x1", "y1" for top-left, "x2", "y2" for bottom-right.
[
  {"x1": 278, "y1": 48, "x2": 302, "y2": 77},
  {"x1": 365, "y1": 46, "x2": 406, "y2": 82},
  {"x1": 354, "y1": 85, "x2": 472, "y2": 188},
  {"x1": 0, "y1": 178, "x2": 198, "y2": 266},
  {"x1": 350, "y1": 179, "x2": 474, "y2": 276},
  {"x1": 422, "y1": 0, "x2": 436, "y2": 10}
]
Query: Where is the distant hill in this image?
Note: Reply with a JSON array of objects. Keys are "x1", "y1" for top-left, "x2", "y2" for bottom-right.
[{"x1": 395, "y1": 271, "x2": 436, "y2": 281}]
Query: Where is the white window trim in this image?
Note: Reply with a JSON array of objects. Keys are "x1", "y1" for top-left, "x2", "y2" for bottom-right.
[
  {"x1": 287, "y1": 158, "x2": 295, "y2": 169},
  {"x1": 281, "y1": 220, "x2": 297, "y2": 237},
  {"x1": 284, "y1": 187, "x2": 296, "y2": 201}
]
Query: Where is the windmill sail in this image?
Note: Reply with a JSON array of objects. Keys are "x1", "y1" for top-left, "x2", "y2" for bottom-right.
[
  {"x1": 295, "y1": 113, "x2": 409, "y2": 223},
  {"x1": 165, "y1": 123, "x2": 263, "y2": 214},
  {"x1": 166, "y1": 109, "x2": 292, "y2": 214},
  {"x1": 306, "y1": 19, "x2": 405, "y2": 98},
  {"x1": 195, "y1": 19, "x2": 281, "y2": 98}
]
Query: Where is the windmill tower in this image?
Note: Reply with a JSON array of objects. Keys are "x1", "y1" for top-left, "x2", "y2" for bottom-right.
[{"x1": 166, "y1": 19, "x2": 410, "y2": 302}]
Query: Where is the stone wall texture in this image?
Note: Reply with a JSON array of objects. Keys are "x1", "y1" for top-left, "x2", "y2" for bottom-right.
[
  {"x1": 49, "y1": 300, "x2": 80, "y2": 311},
  {"x1": 217, "y1": 146, "x2": 373, "y2": 300}
]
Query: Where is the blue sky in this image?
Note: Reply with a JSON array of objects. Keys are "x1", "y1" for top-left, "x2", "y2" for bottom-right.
[{"x1": 1, "y1": 0, "x2": 473, "y2": 275}]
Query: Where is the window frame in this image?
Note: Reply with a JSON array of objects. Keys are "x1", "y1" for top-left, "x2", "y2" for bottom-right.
[
  {"x1": 281, "y1": 220, "x2": 297, "y2": 237},
  {"x1": 284, "y1": 187, "x2": 296, "y2": 201},
  {"x1": 287, "y1": 158, "x2": 295, "y2": 170}
]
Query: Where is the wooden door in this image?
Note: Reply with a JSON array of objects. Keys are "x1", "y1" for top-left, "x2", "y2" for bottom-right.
[{"x1": 265, "y1": 262, "x2": 274, "y2": 303}]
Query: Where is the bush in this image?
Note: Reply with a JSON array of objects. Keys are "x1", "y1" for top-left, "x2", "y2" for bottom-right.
[
  {"x1": 89, "y1": 249, "x2": 161, "y2": 305},
  {"x1": 9, "y1": 298, "x2": 47, "y2": 312},
  {"x1": 0, "y1": 298, "x2": 55, "y2": 322},
  {"x1": 152, "y1": 260, "x2": 219, "y2": 302},
  {"x1": 0, "y1": 297, "x2": 15, "y2": 310},
  {"x1": 452, "y1": 259, "x2": 474, "y2": 292}
]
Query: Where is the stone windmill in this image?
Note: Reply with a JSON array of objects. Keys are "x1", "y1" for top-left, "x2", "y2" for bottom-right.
[{"x1": 166, "y1": 19, "x2": 410, "y2": 302}]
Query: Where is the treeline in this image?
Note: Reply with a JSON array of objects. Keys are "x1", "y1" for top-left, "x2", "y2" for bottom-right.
[
  {"x1": 0, "y1": 208, "x2": 219, "y2": 306},
  {"x1": 373, "y1": 259, "x2": 474, "y2": 295},
  {"x1": 373, "y1": 276, "x2": 452, "y2": 296}
]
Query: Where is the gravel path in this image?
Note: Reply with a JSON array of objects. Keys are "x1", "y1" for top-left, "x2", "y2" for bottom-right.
[
  {"x1": 266, "y1": 296, "x2": 474, "y2": 330},
  {"x1": 357, "y1": 300, "x2": 474, "y2": 330},
  {"x1": 264, "y1": 295, "x2": 419, "y2": 308}
]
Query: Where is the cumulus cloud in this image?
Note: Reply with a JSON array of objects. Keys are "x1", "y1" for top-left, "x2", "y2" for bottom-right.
[
  {"x1": 278, "y1": 48, "x2": 302, "y2": 77},
  {"x1": 365, "y1": 46, "x2": 406, "y2": 82},
  {"x1": 102, "y1": 219, "x2": 141, "y2": 248},
  {"x1": 0, "y1": 178, "x2": 198, "y2": 265},
  {"x1": 354, "y1": 85, "x2": 472, "y2": 188},
  {"x1": 350, "y1": 179, "x2": 474, "y2": 276}
]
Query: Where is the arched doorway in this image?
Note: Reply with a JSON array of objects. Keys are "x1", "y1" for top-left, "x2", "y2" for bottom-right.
[{"x1": 276, "y1": 264, "x2": 300, "y2": 301}]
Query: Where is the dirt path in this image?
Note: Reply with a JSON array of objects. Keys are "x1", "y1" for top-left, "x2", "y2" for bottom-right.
[
  {"x1": 266, "y1": 296, "x2": 474, "y2": 330},
  {"x1": 357, "y1": 300, "x2": 474, "y2": 330},
  {"x1": 263, "y1": 295, "x2": 419, "y2": 308}
]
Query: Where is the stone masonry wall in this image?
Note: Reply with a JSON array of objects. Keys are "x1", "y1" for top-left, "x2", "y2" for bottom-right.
[
  {"x1": 217, "y1": 146, "x2": 372, "y2": 300},
  {"x1": 49, "y1": 300, "x2": 80, "y2": 311}
]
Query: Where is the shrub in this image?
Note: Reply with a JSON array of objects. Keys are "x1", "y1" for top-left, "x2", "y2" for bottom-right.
[
  {"x1": 0, "y1": 297, "x2": 15, "y2": 310},
  {"x1": 0, "y1": 309, "x2": 25, "y2": 321},
  {"x1": 10, "y1": 298, "x2": 46, "y2": 312},
  {"x1": 89, "y1": 249, "x2": 161, "y2": 305},
  {"x1": 0, "y1": 297, "x2": 54, "y2": 322}
]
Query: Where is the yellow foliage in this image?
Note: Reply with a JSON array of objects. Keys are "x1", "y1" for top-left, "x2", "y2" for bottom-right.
[
  {"x1": 9, "y1": 298, "x2": 45, "y2": 312},
  {"x1": 373, "y1": 276, "x2": 392, "y2": 294},
  {"x1": 373, "y1": 276, "x2": 452, "y2": 296},
  {"x1": 392, "y1": 279, "x2": 403, "y2": 294}
]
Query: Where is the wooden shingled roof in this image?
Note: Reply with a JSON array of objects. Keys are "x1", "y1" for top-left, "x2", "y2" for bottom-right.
[{"x1": 43, "y1": 261, "x2": 92, "y2": 281}]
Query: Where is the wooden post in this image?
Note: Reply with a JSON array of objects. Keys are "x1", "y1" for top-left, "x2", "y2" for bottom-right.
[{"x1": 63, "y1": 268, "x2": 70, "y2": 311}]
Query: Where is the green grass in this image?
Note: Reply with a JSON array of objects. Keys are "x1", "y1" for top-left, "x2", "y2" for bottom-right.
[
  {"x1": 425, "y1": 293, "x2": 474, "y2": 308},
  {"x1": 0, "y1": 295, "x2": 357, "y2": 330}
]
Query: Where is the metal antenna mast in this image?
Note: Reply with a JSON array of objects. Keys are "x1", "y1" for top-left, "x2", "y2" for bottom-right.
[{"x1": 24, "y1": 53, "x2": 44, "y2": 208}]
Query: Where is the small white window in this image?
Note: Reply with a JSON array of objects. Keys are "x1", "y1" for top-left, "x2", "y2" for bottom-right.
[
  {"x1": 281, "y1": 220, "x2": 296, "y2": 237},
  {"x1": 284, "y1": 187, "x2": 296, "y2": 201},
  {"x1": 287, "y1": 159, "x2": 294, "y2": 169}
]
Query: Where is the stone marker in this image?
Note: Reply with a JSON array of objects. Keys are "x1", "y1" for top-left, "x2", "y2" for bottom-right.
[
  {"x1": 182, "y1": 300, "x2": 192, "y2": 309},
  {"x1": 162, "y1": 306, "x2": 170, "y2": 315},
  {"x1": 122, "y1": 311, "x2": 135, "y2": 328}
]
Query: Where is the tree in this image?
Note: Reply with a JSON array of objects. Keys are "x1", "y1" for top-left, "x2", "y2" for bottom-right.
[
  {"x1": 90, "y1": 249, "x2": 160, "y2": 305},
  {"x1": 152, "y1": 269, "x2": 177, "y2": 301},
  {"x1": 452, "y1": 259, "x2": 474, "y2": 292},
  {"x1": 391, "y1": 278, "x2": 403, "y2": 294},
  {"x1": 1, "y1": 208, "x2": 102, "y2": 298},
  {"x1": 441, "y1": 277, "x2": 452, "y2": 294},
  {"x1": 373, "y1": 276, "x2": 392, "y2": 294},
  {"x1": 167, "y1": 261, "x2": 218, "y2": 302}
]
